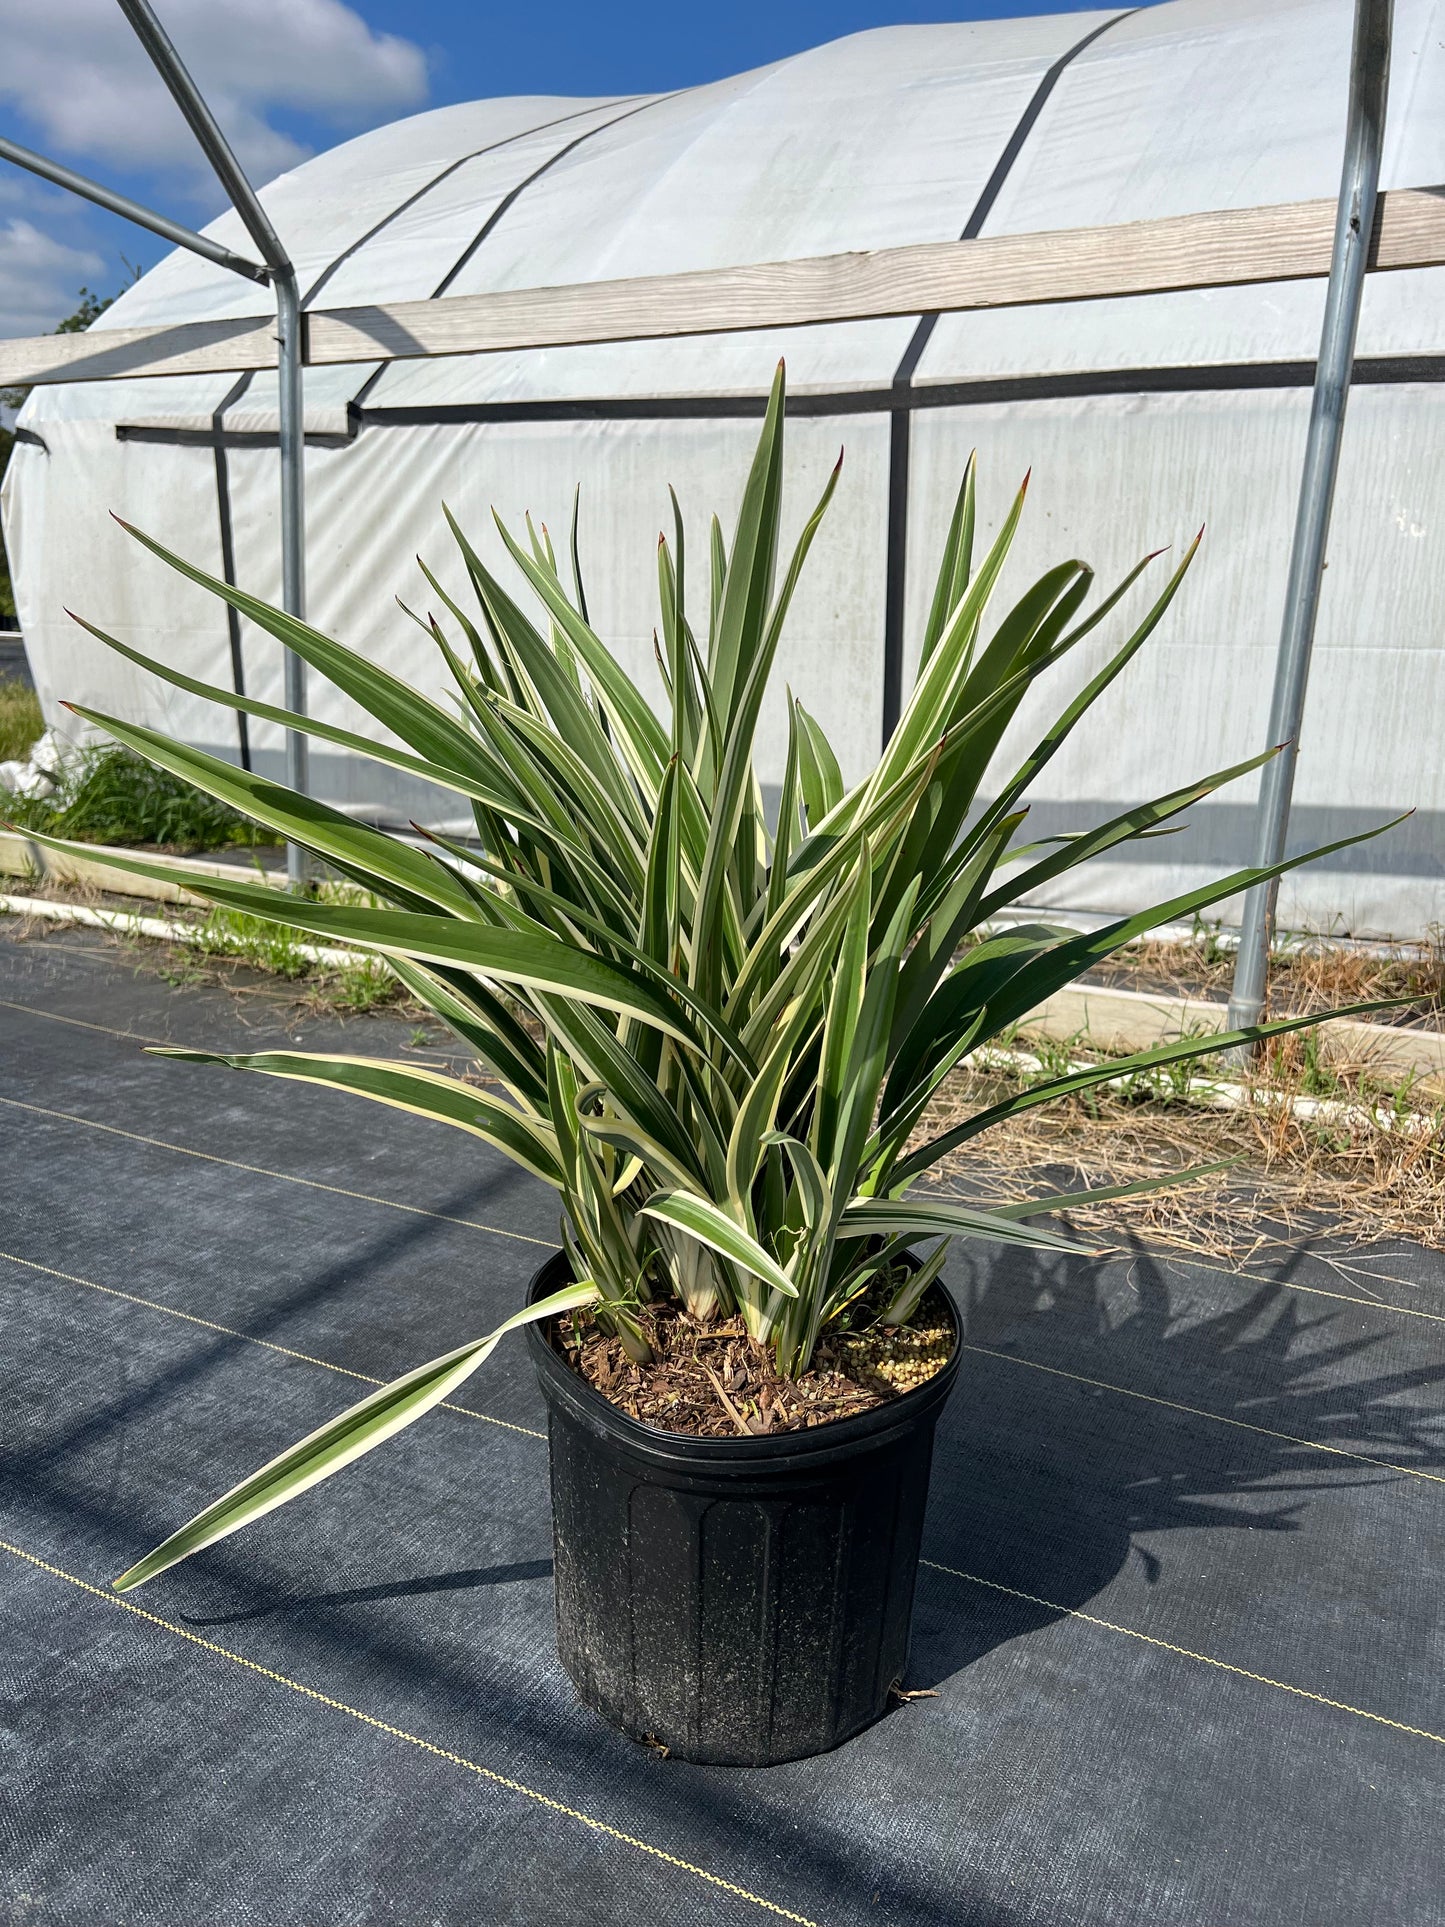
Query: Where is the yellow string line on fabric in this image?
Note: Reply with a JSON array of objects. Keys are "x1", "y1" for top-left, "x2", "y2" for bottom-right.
[
  {"x1": 0, "y1": 996, "x2": 461, "y2": 1072},
  {"x1": 0, "y1": 1537, "x2": 821, "y2": 1927},
  {"x1": 7, "y1": 994, "x2": 1444, "y2": 1330},
  {"x1": 1145, "y1": 1244, "x2": 1445, "y2": 1329},
  {"x1": 0, "y1": 996, "x2": 173, "y2": 1048},
  {"x1": 8, "y1": 1236, "x2": 1438, "y2": 1486},
  {"x1": 0, "y1": 1247, "x2": 546, "y2": 1441},
  {"x1": 958, "y1": 1341, "x2": 1445, "y2": 1487},
  {"x1": 0, "y1": 1093, "x2": 552, "y2": 1250},
  {"x1": 8, "y1": 1241, "x2": 1444, "y2": 1757},
  {"x1": 919, "y1": 1558, "x2": 1445, "y2": 1748}
]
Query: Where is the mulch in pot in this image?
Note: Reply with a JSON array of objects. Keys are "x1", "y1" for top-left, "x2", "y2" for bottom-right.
[{"x1": 552, "y1": 1286, "x2": 953, "y2": 1438}]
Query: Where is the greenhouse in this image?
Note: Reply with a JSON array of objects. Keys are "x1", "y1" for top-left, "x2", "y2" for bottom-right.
[
  {"x1": 5, "y1": 0, "x2": 1445, "y2": 1922},
  {"x1": 7, "y1": 0, "x2": 1442, "y2": 936}
]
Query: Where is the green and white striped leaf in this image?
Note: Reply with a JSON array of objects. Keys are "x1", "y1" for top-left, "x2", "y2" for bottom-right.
[
  {"x1": 112, "y1": 1279, "x2": 597, "y2": 1593},
  {"x1": 839, "y1": 1195, "x2": 1102, "y2": 1257},
  {"x1": 895, "y1": 997, "x2": 1411, "y2": 1182},
  {"x1": 640, "y1": 1188, "x2": 799, "y2": 1297},
  {"x1": 151, "y1": 1049, "x2": 565, "y2": 1187},
  {"x1": 113, "y1": 517, "x2": 498, "y2": 779},
  {"x1": 62, "y1": 704, "x2": 480, "y2": 917},
  {"x1": 15, "y1": 833, "x2": 709, "y2": 1050}
]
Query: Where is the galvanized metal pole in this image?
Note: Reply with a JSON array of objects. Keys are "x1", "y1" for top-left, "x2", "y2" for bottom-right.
[
  {"x1": 1227, "y1": 0, "x2": 1392, "y2": 1032},
  {"x1": 0, "y1": 137, "x2": 267, "y2": 284},
  {"x1": 117, "y1": 0, "x2": 311, "y2": 885},
  {"x1": 273, "y1": 268, "x2": 310, "y2": 819}
]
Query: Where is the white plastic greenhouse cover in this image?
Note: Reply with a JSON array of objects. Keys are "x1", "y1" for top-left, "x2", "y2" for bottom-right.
[{"x1": 5, "y1": 0, "x2": 1442, "y2": 935}]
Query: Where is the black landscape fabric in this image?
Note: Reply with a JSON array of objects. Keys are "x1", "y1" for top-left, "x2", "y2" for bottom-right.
[{"x1": 2, "y1": 926, "x2": 1443, "y2": 1927}]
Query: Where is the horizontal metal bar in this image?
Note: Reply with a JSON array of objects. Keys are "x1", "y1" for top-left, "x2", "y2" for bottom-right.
[
  {"x1": 102, "y1": 350, "x2": 1445, "y2": 444},
  {"x1": 2, "y1": 184, "x2": 1441, "y2": 390},
  {"x1": 0, "y1": 135, "x2": 269, "y2": 286}
]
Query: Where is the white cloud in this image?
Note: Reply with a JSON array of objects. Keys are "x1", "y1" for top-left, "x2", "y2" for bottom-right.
[
  {"x1": 0, "y1": 218, "x2": 105, "y2": 337},
  {"x1": 0, "y1": 0, "x2": 429, "y2": 191}
]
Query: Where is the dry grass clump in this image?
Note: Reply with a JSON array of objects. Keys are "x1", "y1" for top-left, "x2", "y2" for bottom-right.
[
  {"x1": 1084, "y1": 924, "x2": 1444, "y2": 1029},
  {"x1": 923, "y1": 1040, "x2": 1445, "y2": 1272}
]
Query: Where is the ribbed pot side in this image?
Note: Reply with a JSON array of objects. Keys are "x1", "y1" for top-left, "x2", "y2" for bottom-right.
[{"x1": 525, "y1": 1252, "x2": 960, "y2": 1767}]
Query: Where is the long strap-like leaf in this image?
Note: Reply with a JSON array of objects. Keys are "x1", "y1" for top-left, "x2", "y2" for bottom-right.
[
  {"x1": 112, "y1": 1280, "x2": 597, "y2": 1593},
  {"x1": 152, "y1": 1049, "x2": 565, "y2": 1186},
  {"x1": 63, "y1": 704, "x2": 479, "y2": 918},
  {"x1": 893, "y1": 996, "x2": 1413, "y2": 1184},
  {"x1": 112, "y1": 517, "x2": 499, "y2": 780},
  {"x1": 959, "y1": 814, "x2": 1409, "y2": 1059},
  {"x1": 65, "y1": 612, "x2": 522, "y2": 811},
  {"x1": 13, "y1": 833, "x2": 710, "y2": 1052},
  {"x1": 640, "y1": 1188, "x2": 798, "y2": 1298},
  {"x1": 839, "y1": 1195, "x2": 1101, "y2": 1256}
]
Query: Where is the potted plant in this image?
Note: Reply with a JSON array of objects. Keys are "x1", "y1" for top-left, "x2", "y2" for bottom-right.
[{"x1": 21, "y1": 365, "x2": 1394, "y2": 1765}]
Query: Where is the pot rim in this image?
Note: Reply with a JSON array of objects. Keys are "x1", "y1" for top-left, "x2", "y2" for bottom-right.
[{"x1": 523, "y1": 1248, "x2": 961, "y2": 1475}]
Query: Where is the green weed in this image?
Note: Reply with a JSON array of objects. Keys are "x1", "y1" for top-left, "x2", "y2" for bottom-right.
[
  {"x1": 191, "y1": 904, "x2": 313, "y2": 978},
  {"x1": 5, "y1": 743, "x2": 279, "y2": 852},
  {"x1": 181, "y1": 899, "x2": 405, "y2": 1015},
  {"x1": 0, "y1": 674, "x2": 42, "y2": 763}
]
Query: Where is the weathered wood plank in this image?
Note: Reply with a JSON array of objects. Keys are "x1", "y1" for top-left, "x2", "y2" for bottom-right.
[
  {"x1": 3, "y1": 186, "x2": 1441, "y2": 389},
  {"x1": 0, "y1": 314, "x2": 276, "y2": 388},
  {"x1": 309, "y1": 187, "x2": 1445, "y2": 365}
]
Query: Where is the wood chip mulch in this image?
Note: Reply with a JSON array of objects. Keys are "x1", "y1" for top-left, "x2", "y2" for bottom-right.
[{"x1": 553, "y1": 1292, "x2": 952, "y2": 1438}]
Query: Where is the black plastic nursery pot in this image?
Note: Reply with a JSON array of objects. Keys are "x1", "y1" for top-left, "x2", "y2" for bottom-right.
[{"x1": 525, "y1": 1252, "x2": 962, "y2": 1767}]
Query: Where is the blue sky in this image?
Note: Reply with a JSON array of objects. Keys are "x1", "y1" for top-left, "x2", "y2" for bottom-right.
[
  {"x1": 363, "y1": 0, "x2": 1101, "y2": 101},
  {"x1": 0, "y1": 0, "x2": 1108, "y2": 337}
]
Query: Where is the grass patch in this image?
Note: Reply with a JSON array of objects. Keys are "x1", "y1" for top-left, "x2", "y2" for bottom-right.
[
  {"x1": 5, "y1": 743, "x2": 279, "y2": 853},
  {"x1": 1, "y1": 869, "x2": 410, "y2": 1022},
  {"x1": 185, "y1": 902, "x2": 404, "y2": 1015},
  {"x1": 0, "y1": 674, "x2": 42, "y2": 763}
]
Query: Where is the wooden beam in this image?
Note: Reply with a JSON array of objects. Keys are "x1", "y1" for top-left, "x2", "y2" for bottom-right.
[
  {"x1": 0, "y1": 313, "x2": 276, "y2": 388},
  {"x1": 310, "y1": 187, "x2": 1445, "y2": 366},
  {"x1": 3, "y1": 186, "x2": 1442, "y2": 389}
]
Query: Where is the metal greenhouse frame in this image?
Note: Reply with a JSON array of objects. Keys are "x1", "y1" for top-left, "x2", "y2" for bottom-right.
[{"x1": 0, "y1": 0, "x2": 1430, "y2": 1010}]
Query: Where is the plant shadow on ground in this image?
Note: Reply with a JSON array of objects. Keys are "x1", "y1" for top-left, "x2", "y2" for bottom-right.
[
  {"x1": 1, "y1": 1159, "x2": 545, "y2": 1495},
  {"x1": 184, "y1": 1558, "x2": 555, "y2": 1626},
  {"x1": 13, "y1": 1228, "x2": 1445, "y2": 1927},
  {"x1": 908, "y1": 1235, "x2": 1445, "y2": 1691}
]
